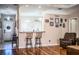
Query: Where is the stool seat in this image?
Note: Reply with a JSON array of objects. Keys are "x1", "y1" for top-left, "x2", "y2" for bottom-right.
[
  {"x1": 35, "y1": 37, "x2": 41, "y2": 39},
  {"x1": 26, "y1": 38, "x2": 32, "y2": 39}
]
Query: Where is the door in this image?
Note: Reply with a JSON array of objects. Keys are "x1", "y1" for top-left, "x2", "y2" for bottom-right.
[
  {"x1": 69, "y1": 18, "x2": 77, "y2": 33},
  {"x1": 2, "y1": 15, "x2": 15, "y2": 41}
]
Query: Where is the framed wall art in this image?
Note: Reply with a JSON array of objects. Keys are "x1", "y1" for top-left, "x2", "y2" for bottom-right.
[
  {"x1": 55, "y1": 18, "x2": 59, "y2": 27},
  {"x1": 65, "y1": 19, "x2": 67, "y2": 22},
  {"x1": 50, "y1": 22, "x2": 54, "y2": 26},
  {"x1": 55, "y1": 18, "x2": 59, "y2": 23},
  {"x1": 50, "y1": 17, "x2": 53, "y2": 20},
  {"x1": 63, "y1": 23, "x2": 65, "y2": 28},
  {"x1": 45, "y1": 19, "x2": 49, "y2": 23},
  {"x1": 60, "y1": 23, "x2": 62, "y2": 27},
  {"x1": 60, "y1": 18, "x2": 63, "y2": 23},
  {"x1": 55, "y1": 24, "x2": 59, "y2": 27}
]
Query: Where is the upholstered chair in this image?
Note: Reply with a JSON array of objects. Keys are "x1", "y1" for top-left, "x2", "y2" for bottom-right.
[{"x1": 60, "y1": 33, "x2": 76, "y2": 48}]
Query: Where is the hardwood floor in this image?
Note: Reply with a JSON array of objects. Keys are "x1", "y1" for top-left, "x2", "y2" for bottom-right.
[
  {"x1": 15, "y1": 46, "x2": 67, "y2": 55},
  {"x1": 0, "y1": 45, "x2": 67, "y2": 55}
]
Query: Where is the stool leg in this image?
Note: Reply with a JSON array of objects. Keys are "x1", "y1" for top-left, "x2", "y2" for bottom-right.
[
  {"x1": 26, "y1": 38, "x2": 29, "y2": 54},
  {"x1": 26, "y1": 38, "x2": 33, "y2": 54},
  {"x1": 35, "y1": 38, "x2": 41, "y2": 47},
  {"x1": 29, "y1": 38, "x2": 33, "y2": 52},
  {"x1": 35, "y1": 38, "x2": 41, "y2": 55}
]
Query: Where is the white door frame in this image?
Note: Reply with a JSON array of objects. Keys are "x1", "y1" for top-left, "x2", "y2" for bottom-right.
[
  {"x1": 69, "y1": 17, "x2": 78, "y2": 33},
  {"x1": 1, "y1": 14, "x2": 15, "y2": 41}
]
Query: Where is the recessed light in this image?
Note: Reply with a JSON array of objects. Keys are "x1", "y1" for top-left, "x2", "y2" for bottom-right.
[
  {"x1": 58, "y1": 8, "x2": 63, "y2": 10},
  {"x1": 25, "y1": 5, "x2": 29, "y2": 7},
  {"x1": 38, "y1": 5, "x2": 42, "y2": 8}
]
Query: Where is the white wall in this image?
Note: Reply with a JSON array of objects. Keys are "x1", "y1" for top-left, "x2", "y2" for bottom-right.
[
  {"x1": 68, "y1": 9, "x2": 79, "y2": 38},
  {"x1": 18, "y1": 5, "x2": 69, "y2": 48},
  {"x1": 19, "y1": 15, "x2": 69, "y2": 48}
]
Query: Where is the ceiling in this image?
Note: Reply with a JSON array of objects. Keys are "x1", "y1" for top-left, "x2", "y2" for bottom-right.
[
  {"x1": 20, "y1": 4, "x2": 77, "y2": 11},
  {"x1": 0, "y1": 4, "x2": 78, "y2": 15},
  {"x1": 0, "y1": 4, "x2": 17, "y2": 15},
  {"x1": 22, "y1": 4, "x2": 76, "y2": 9},
  {"x1": 46, "y1": 4, "x2": 76, "y2": 8},
  {"x1": 20, "y1": 4, "x2": 79, "y2": 16}
]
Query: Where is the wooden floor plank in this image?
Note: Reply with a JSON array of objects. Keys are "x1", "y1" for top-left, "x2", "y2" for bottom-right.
[{"x1": 0, "y1": 46, "x2": 66, "y2": 55}]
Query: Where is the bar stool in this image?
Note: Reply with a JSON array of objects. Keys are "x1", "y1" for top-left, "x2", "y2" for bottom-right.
[
  {"x1": 35, "y1": 32, "x2": 42, "y2": 55},
  {"x1": 26, "y1": 32, "x2": 33, "y2": 54}
]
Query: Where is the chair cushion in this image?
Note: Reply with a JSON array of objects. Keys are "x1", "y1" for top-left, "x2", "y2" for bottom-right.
[{"x1": 64, "y1": 33, "x2": 76, "y2": 40}]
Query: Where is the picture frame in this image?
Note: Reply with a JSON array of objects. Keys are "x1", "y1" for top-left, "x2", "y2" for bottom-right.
[
  {"x1": 55, "y1": 24, "x2": 59, "y2": 27},
  {"x1": 60, "y1": 18, "x2": 63, "y2": 23},
  {"x1": 50, "y1": 17, "x2": 53, "y2": 20},
  {"x1": 55, "y1": 18, "x2": 59, "y2": 27},
  {"x1": 50, "y1": 22, "x2": 54, "y2": 26},
  {"x1": 45, "y1": 19, "x2": 49, "y2": 23},
  {"x1": 63, "y1": 23, "x2": 65, "y2": 28},
  {"x1": 65, "y1": 19, "x2": 67, "y2": 22},
  {"x1": 55, "y1": 18, "x2": 59, "y2": 23},
  {"x1": 60, "y1": 23, "x2": 62, "y2": 26}
]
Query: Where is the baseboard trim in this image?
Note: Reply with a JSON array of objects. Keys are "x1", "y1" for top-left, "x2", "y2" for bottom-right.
[{"x1": 19, "y1": 44, "x2": 59, "y2": 49}]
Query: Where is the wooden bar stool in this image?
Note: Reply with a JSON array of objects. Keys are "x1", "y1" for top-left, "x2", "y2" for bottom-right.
[
  {"x1": 35, "y1": 32, "x2": 42, "y2": 55},
  {"x1": 26, "y1": 32, "x2": 33, "y2": 54}
]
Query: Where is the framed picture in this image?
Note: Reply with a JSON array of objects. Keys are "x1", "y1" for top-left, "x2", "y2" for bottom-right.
[
  {"x1": 60, "y1": 23, "x2": 62, "y2": 26},
  {"x1": 50, "y1": 22, "x2": 54, "y2": 26},
  {"x1": 65, "y1": 19, "x2": 67, "y2": 22},
  {"x1": 63, "y1": 23, "x2": 65, "y2": 28},
  {"x1": 55, "y1": 18, "x2": 59, "y2": 23},
  {"x1": 60, "y1": 18, "x2": 63, "y2": 23},
  {"x1": 55, "y1": 18, "x2": 59, "y2": 27},
  {"x1": 50, "y1": 17, "x2": 53, "y2": 20},
  {"x1": 45, "y1": 19, "x2": 49, "y2": 23},
  {"x1": 55, "y1": 24, "x2": 59, "y2": 27}
]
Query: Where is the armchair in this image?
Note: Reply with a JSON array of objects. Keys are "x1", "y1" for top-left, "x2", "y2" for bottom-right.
[{"x1": 60, "y1": 33, "x2": 76, "y2": 48}]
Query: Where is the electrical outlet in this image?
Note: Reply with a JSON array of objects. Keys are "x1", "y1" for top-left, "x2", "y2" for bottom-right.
[{"x1": 49, "y1": 40, "x2": 51, "y2": 43}]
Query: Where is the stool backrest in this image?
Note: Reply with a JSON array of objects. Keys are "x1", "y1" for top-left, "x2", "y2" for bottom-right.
[
  {"x1": 26, "y1": 32, "x2": 33, "y2": 38},
  {"x1": 36, "y1": 32, "x2": 42, "y2": 38}
]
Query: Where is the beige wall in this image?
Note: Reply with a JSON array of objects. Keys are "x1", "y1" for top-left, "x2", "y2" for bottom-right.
[
  {"x1": 18, "y1": 14, "x2": 69, "y2": 48},
  {"x1": 18, "y1": 5, "x2": 69, "y2": 48},
  {"x1": 42, "y1": 14, "x2": 69, "y2": 46}
]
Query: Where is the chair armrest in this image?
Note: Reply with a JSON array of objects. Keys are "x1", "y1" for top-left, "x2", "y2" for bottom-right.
[
  {"x1": 60, "y1": 38, "x2": 74, "y2": 44},
  {"x1": 59, "y1": 38, "x2": 66, "y2": 42},
  {"x1": 59, "y1": 38, "x2": 64, "y2": 40},
  {"x1": 59, "y1": 38, "x2": 66, "y2": 44},
  {"x1": 76, "y1": 38, "x2": 79, "y2": 41}
]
